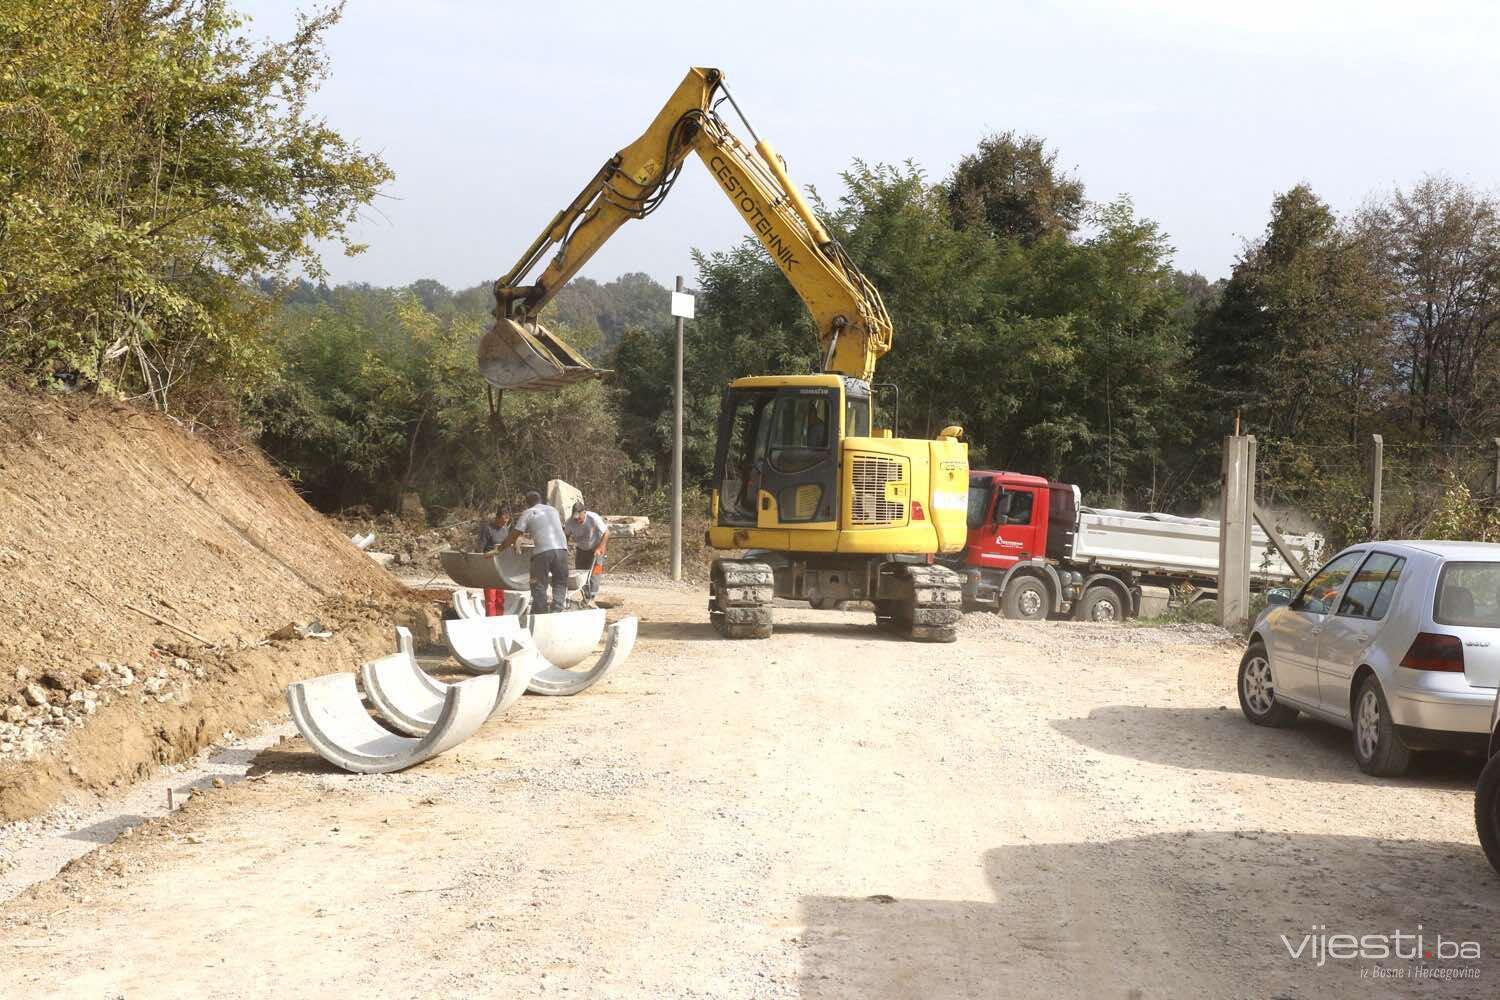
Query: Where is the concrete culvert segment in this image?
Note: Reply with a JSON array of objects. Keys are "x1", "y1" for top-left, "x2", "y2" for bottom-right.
[
  {"x1": 285, "y1": 670, "x2": 497, "y2": 774},
  {"x1": 452, "y1": 588, "x2": 533, "y2": 621},
  {"x1": 442, "y1": 614, "x2": 527, "y2": 673},
  {"x1": 451, "y1": 589, "x2": 485, "y2": 620},
  {"x1": 514, "y1": 616, "x2": 637, "y2": 697},
  {"x1": 438, "y1": 550, "x2": 510, "y2": 589},
  {"x1": 528, "y1": 608, "x2": 607, "y2": 669},
  {"x1": 359, "y1": 638, "x2": 531, "y2": 736}
]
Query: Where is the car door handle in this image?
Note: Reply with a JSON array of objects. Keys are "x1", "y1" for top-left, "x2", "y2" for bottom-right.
[
  {"x1": 1356, "y1": 634, "x2": 1368, "y2": 643},
  {"x1": 1310, "y1": 627, "x2": 1322, "y2": 636}
]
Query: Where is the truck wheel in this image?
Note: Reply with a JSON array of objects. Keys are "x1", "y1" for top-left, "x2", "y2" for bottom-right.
[
  {"x1": 1075, "y1": 586, "x2": 1125, "y2": 623},
  {"x1": 1002, "y1": 577, "x2": 1048, "y2": 621}
]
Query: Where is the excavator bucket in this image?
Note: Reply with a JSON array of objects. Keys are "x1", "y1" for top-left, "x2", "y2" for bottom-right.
[{"x1": 477, "y1": 317, "x2": 607, "y2": 391}]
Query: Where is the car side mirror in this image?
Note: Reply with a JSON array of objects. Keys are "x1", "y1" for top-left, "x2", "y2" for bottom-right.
[{"x1": 1265, "y1": 588, "x2": 1293, "y2": 608}]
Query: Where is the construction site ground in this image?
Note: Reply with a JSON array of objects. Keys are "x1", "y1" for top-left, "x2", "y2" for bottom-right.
[{"x1": 3, "y1": 580, "x2": 1496, "y2": 999}]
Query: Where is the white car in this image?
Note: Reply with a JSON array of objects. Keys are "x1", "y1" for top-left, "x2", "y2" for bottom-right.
[{"x1": 1238, "y1": 541, "x2": 1500, "y2": 776}]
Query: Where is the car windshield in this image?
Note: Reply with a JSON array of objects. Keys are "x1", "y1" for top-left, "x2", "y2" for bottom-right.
[{"x1": 1434, "y1": 561, "x2": 1500, "y2": 627}]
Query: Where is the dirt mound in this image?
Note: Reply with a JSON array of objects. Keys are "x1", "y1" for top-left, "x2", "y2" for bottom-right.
[{"x1": 0, "y1": 390, "x2": 425, "y2": 821}]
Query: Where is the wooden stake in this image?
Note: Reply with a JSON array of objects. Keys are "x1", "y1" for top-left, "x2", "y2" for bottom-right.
[{"x1": 123, "y1": 602, "x2": 212, "y2": 646}]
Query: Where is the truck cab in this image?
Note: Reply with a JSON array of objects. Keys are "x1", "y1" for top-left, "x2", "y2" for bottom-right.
[
  {"x1": 957, "y1": 470, "x2": 1085, "y2": 618},
  {"x1": 965, "y1": 471, "x2": 1050, "y2": 570},
  {"x1": 964, "y1": 471, "x2": 1079, "y2": 570}
]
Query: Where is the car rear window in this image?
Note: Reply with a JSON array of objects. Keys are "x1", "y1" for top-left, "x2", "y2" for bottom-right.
[{"x1": 1434, "y1": 561, "x2": 1500, "y2": 628}]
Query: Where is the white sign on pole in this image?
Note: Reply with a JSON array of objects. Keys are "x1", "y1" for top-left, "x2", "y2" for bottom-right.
[{"x1": 670, "y1": 291, "x2": 695, "y2": 320}]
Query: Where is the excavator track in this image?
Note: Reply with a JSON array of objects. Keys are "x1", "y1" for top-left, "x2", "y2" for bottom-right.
[
  {"x1": 709, "y1": 558, "x2": 774, "y2": 639},
  {"x1": 875, "y1": 564, "x2": 962, "y2": 643}
]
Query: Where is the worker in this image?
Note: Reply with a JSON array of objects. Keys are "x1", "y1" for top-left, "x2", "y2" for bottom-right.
[
  {"x1": 564, "y1": 501, "x2": 609, "y2": 606},
  {"x1": 476, "y1": 506, "x2": 511, "y2": 617},
  {"x1": 498, "y1": 490, "x2": 569, "y2": 613}
]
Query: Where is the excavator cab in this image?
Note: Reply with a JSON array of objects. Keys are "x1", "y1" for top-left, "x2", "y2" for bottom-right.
[{"x1": 712, "y1": 375, "x2": 870, "y2": 530}]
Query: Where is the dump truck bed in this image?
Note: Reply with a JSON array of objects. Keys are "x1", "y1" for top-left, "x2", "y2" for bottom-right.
[{"x1": 1071, "y1": 507, "x2": 1321, "y2": 583}]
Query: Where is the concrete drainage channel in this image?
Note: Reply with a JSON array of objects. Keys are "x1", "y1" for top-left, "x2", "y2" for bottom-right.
[{"x1": 0, "y1": 720, "x2": 293, "y2": 905}]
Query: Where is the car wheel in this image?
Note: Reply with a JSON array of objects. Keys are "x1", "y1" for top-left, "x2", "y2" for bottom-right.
[
  {"x1": 1476, "y1": 752, "x2": 1500, "y2": 874},
  {"x1": 1237, "y1": 642, "x2": 1298, "y2": 727},
  {"x1": 1002, "y1": 577, "x2": 1048, "y2": 621},
  {"x1": 1352, "y1": 676, "x2": 1412, "y2": 777},
  {"x1": 1075, "y1": 586, "x2": 1125, "y2": 623}
]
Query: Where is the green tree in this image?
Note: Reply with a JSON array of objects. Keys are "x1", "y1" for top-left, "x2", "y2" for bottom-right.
[
  {"x1": 1361, "y1": 176, "x2": 1500, "y2": 444},
  {"x1": 947, "y1": 131, "x2": 1085, "y2": 246},
  {"x1": 1191, "y1": 185, "x2": 1384, "y2": 442},
  {"x1": 0, "y1": 0, "x2": 390, "y2": 411}
]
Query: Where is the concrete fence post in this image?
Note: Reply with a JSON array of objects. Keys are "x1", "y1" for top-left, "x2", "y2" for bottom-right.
[{"x1": 1218, "y1": 434, "x2": 1254, "y2": 631}]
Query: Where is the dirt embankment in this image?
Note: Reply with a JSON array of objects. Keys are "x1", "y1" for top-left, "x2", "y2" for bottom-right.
[{"x1": 0, "y1": 390, "x2": 430, "y2": 822}]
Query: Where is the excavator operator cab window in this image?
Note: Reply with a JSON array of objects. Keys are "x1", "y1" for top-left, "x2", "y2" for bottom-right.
[
  {"x1": 768, "y1": 393, "x2": 831, "y2": 473},
  {"x1": 844, "y1": 395, "x2": 871, "y2": 438},
  {"x1": 715, "y1": 387, "x2": 842, "y2": 527},
  {"x1": 718, "y1": 391, "x2": 773, "y2": 526}
]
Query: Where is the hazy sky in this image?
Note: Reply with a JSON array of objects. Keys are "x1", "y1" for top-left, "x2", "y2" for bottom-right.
[{"x1": 238, "y1": 0, "x2": 1500, "y2": 292}]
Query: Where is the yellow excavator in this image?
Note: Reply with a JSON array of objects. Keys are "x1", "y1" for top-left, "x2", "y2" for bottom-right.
[{"x1": 479, "y1": 67, "x2": 968, "y2": 641}]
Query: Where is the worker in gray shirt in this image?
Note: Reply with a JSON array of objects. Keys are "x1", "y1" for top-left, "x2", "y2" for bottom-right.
[
  {"x1": 498, "y1": 490, "x2": 569, "y2": 613},
  {"x1": 564, "y1": 501, "x2": 609, "y2": 606}
]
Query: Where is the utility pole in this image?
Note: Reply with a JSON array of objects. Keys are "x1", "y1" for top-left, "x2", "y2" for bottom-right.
[{"x1": 669, "y1": 277, "x2": 694, "y2": 581}]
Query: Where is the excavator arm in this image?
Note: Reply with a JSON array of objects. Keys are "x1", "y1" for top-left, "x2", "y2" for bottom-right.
[{"x1": 479, "y1": 67, "x2": 893, "y2": 389}]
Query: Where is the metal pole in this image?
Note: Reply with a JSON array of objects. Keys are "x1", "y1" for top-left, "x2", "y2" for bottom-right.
[
  {"x1": 1371, "y1": 434, "x2": 1383, "y2": 540},
  {"x1": 671, "y1": 276, "x2": 685, "y2": 582}
]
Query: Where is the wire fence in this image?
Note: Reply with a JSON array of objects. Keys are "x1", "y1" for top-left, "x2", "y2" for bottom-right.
[{"x1": 1256, "y1": 436, "x2": 1500, "y2": 552}]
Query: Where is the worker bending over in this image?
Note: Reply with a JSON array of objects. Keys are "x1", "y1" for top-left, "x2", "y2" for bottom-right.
[
  {"x1": 499, "y1": 490, "x2": 570, "y2": 613},
  {"x1": 565, "y1": 501, "x2": 609, "y2": 606}
]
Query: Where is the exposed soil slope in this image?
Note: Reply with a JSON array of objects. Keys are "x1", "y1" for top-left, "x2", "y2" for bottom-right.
[{"x1": 0, "y1": 390, "x2": 422, "y2": 821}]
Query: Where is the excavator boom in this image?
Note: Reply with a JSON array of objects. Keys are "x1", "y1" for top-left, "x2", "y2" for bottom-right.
[{"x1": 479, "y1": 67, "x2": 892, "y2": 389}]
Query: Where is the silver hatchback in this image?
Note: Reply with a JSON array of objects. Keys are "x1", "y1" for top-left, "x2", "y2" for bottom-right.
[{"x1": 1238, "y1": 541, "x2": 1500, "y2": 775}]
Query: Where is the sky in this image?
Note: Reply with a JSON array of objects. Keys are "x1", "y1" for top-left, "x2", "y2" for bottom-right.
[{"x1": 237, "y1": 0, "x2": 1500, "y2": 292}]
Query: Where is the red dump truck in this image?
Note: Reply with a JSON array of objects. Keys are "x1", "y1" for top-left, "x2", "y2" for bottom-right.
[{"x1": 951, "y1": 470, "x2": 1322, "y2": 621}]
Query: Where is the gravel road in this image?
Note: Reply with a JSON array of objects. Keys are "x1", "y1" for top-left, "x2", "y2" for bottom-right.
[{"x1": 2, "y1": 581, "x2": 1496, "y2": 998}]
